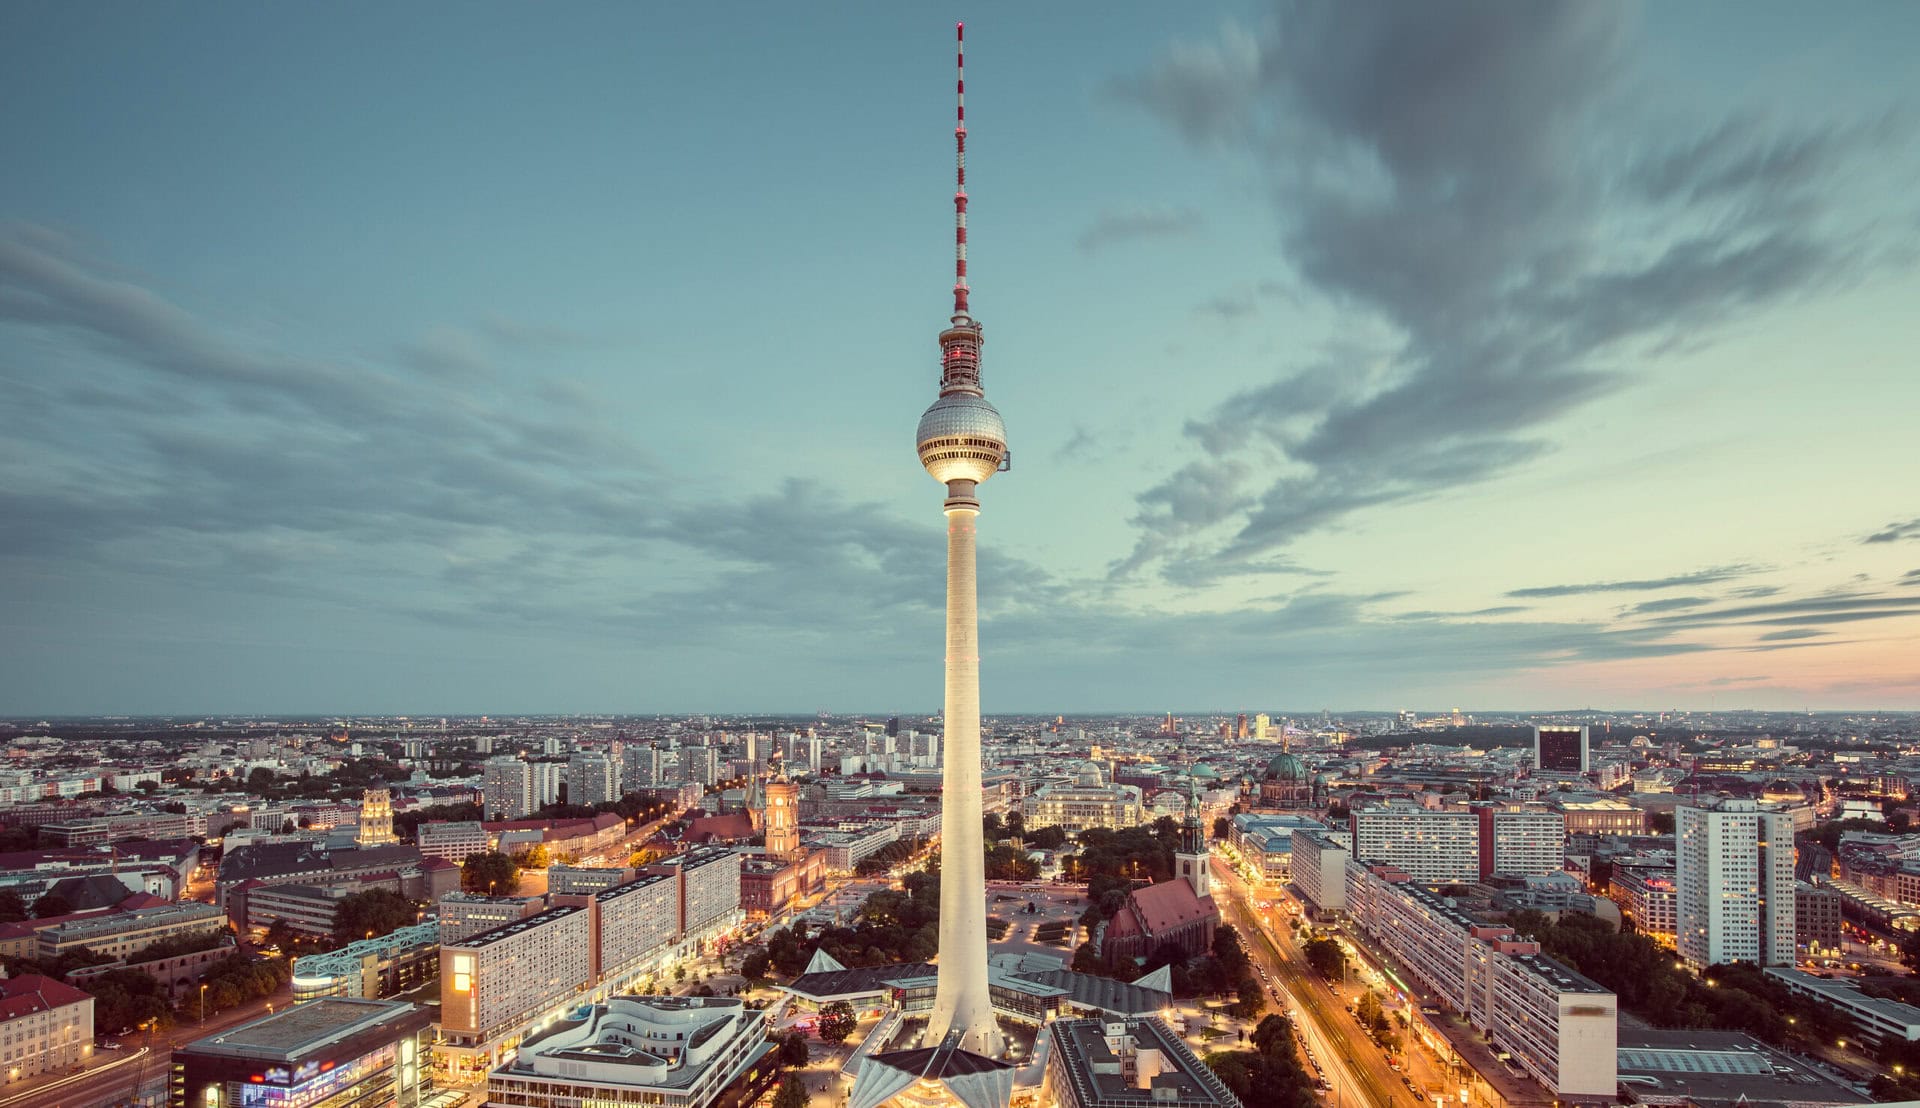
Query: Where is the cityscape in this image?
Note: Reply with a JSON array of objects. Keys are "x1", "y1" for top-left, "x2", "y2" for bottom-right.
[{"x1": 4, "y1": 6, "x2": 1920, "y2": 1108}]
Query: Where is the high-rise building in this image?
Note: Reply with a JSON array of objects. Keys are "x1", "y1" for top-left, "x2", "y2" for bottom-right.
[
  {"x1": 1253, "y1": 713, "x2": 1270, "y2": 740},
  {"x1": 357, "y1": 785, "x2": 398, "y2": 847},
  {"x1": 529, "y1": 759, "x2": 565, "y2": 809},
  {"x1": 1235, "y1": 714, "x2": 1248, "y2": 740},
  {"x1": 1347, "y1": 804, "x2": 1563, "y2": 884},
  {"x1": 1676, "y1": 799, "x2": 1795, "y2": 969},
  {"x1": 1534, "y1": 724, "x2": 1590, "y2": 774},
  {"x1": 568, "y1": 752, "x2": 617, "y2": 806},
  {"x1": 681, "y1": 747, "x2": 719, "y2": 788},
  {"x1": 483, "y1": 757, "x2": 533, "y2": 821},
  {"x1": 911, "y1": 20, "x2": 1008, "y2": 1061},
  {"x1": 623, "y1": 743, "x2": 663, "y2": 791}
]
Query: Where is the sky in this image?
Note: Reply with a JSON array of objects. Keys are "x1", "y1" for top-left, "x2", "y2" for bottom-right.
[{"x1": 2, "y1": 1, "x2": 1919, "y2": 716}]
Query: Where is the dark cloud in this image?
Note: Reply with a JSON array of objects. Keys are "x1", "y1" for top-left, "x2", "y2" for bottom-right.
[
  {"x1": 1629, "y1": 596, "x2": 1712, "y2": 614},
  {"x1": 1867, "y1": 518, "x2": 1920, "y2": 543},
  {"x1": 1111, "y1": 2, "x2": 1905, "y2": 580},
  {"x1": 1075, "y1": 208, "x2": 1204, "y2": 254},
  {"x1": 1757, "y1": 629, "x2": 1829, "y2": 641},
  {"x1": 1507, "y1": 567, "x2": 1752, "y2": 599}
]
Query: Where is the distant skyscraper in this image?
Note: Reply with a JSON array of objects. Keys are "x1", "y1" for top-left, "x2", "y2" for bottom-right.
[
  {"x1": 885, "y1": 716, "x2": 900, "y2": 738},
  {"x1": 1253, "y1": 713, "x2": 1270, "y2": 740},
  {"x1": 1534, "y1": 725, "x2": 1590, "y2": 773},
  {"x1": 1235, "y1": 714, "x2": 1248, "y2": 740},
  {"x1": 1676, "y1": 799, "x2": 1794, "y2": 969},
  {"x1": 912, "y1": 21, "x2": 1008, "y2": 1060}
]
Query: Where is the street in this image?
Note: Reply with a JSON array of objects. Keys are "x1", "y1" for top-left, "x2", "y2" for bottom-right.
[
  {"x1": 1212, "y1": 855, "x2": 1418, "y2": 1108},
  {"x1": 0, "y1": 980, "x2": 292, "y2": 1108}
]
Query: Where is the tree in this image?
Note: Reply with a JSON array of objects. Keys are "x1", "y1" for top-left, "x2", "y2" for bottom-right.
[
  {"x1": 1649, "y1": 810, "x2": 1676, "y2": 835},
  {"x1": 516, "y1": 844, "x2": 552, "y2": 869},
  {"x1": 32, "y1": 892, "x2": 74, "y2": 919},
  {"x1": 817, "y1": 1001, "x2": 857, "y2": 1043},
  {"x1": 332, "y1": 888, "x2": 419, "y2": 946},
  {"x1": 1303, "y1": 937, "x2": 1344, "y2": 981},
  {"x1": 1006, "y1": 810, "x2": 1025, "y2": 840},
  {"x1": 0, "y1": 889, "x2": 26, "y2": 924},
  {"x1": 773, "y1": 1074, "x2": 810, "y2": 1108},
  {"x1": 741, "y1": 949, "x2": 772, "y2": 983},
  {"x1": 1900, "y1": 930, "x2": 1920, "y2": 973},
  {"x1": 246, "y1": 767, "x2": 277, "y2": 793},
  {"x1": 461, "y1": 851, "x2": 520, "y2": 894},
  {"x1": 1072, "y1": 941, "x2": 1105, "y2": 975},
  {"x1": 136, "y1": 779, "x2": 159, "y2": 793},
  {"x1": 778, "y1": 1030, "x2": 810, "y2": 1067},
  {"x1": 1232, "y1": 976, "x2": 1266, "y2": 1020},
  {"x1": 1212, "y1": 816, "x2": 1232, "y2": 840}
]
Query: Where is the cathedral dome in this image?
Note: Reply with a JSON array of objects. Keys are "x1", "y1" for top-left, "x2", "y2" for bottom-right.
[{"x1": 1265, "y1": 752, "x2": 1308, "y2": 781}]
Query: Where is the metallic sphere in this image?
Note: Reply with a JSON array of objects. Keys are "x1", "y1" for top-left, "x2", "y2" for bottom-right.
[{"x1": 916, "y1": 393, "x2": 1007, "y2": 485}]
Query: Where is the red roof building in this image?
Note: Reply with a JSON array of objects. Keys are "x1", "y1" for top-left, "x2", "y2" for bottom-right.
[
  {"x1": 0, "y1": 974, "x2": 94, "y2": 1079},
  {"x1": 1100, "y1": 878, "x2": 1219, "y2": 966}
]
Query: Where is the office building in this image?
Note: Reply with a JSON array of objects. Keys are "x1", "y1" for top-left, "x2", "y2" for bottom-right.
[
  {"x1": 436, "y1": 893, "x2": 541, "y2": 944},
  {"x1": 36, "y1": 901, "x2": 226, "y2": 960},
  {"x1": 0, "y1": 975, "x2": 93, "y2": 1085},
  {"x1": 548, "y1": 865, "x2": 633, "y2": 896},
  {"x1": 1344, "y1": 863, "x2": 1617, "y2": 1098},
  {"x1": 485, "y1": 996, "x2": 776, "y2": 1108},
  {"x1": 1024, "y1": 764, "x2": 1144, "y2": 834},
  {"x1": 567, "y1": 752, "x2": 617, "y2": 807},
  {"x1": 168, "y1": 998, "x2": 435, "y2": 1108},
  {"x1": 1043, "y1": 1017, "x2": 1241, "y2": 1108},
  {"x1": 484, "y1": 758, "x2": 534, "y2": 821},
  {"x1": 416, "y1": 820, "x2": 490, "y2": 864},
  {"x1": 1549, "y1": 795, "x2": 1649, "y2": 837},
  {"x1": 1290, "y1": 830, "x2": 1350, "y2": 919},
  {"x1": 290, "y1": 921, "x2": 440, "y2": 1002},
  {"x1": 1535, "y1": 725, "x2": 1590, "y2": 774},
  {"x1": 1676, "y1": 799, "x2": 1795, "y2": 969},
  {"x1": 592, "y1": 873, "x2": 679, "y2": 987}
]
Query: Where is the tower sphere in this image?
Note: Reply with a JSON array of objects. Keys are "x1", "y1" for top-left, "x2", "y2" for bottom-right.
[{"x1": 916, "y1": 393, "x2": 1007, "y2": 485}]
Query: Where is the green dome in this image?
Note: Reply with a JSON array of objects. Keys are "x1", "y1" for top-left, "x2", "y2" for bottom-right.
[{"x1": 1265, "y1": 752, "x2": 1308, "y2": 781}]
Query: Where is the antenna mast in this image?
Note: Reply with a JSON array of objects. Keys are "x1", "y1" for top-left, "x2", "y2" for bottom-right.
[{"x1": 953, "y1": 21, "x2": 969, "y2": 319}]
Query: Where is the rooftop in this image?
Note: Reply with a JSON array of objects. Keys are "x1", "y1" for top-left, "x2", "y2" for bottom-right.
[
  {"x1": 1048, "y1": 1017, "x2": 1238, "y2": 1107},
  {"x1": 446, "y1": 905, "x2": 583, "y2": 950},
  {"x1": 183, "y1": 998, "x2": 430, "y2": 1062}
]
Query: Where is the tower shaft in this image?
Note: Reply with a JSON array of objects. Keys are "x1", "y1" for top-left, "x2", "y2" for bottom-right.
[{"x1": 926, "y1": 502, "x2": 1001, "y2": 1054}]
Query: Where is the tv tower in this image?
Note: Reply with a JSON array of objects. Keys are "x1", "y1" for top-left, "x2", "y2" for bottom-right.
[{"x1": 916, "y1": 20, "x2": 1008, "y2": 1058}]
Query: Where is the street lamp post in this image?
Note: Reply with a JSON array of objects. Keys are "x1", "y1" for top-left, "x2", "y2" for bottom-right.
[{"x1": 200, "y1": 983, "x2": 208, "y2": 1023}]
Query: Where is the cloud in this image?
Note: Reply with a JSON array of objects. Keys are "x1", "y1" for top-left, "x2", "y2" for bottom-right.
[
  {"x1": 1867, "y1": 518, "x2": 1920, "y2": 543},
  {"x1": 1075, "y1": 208, "x2": 1203, "y2": 253},
  {"x1": 1628, "y1": 596, "x2": 1713, "y2": 614},
  {"x1": 1756, "y1": 629, "x2": 1828, "y2": 641},
  {"x1": 1111, "y1": 2, "x2": 1906, "y2": 580},
  {"x1": 1507, "y1": 567, "x2": 1753, "y2": 600}
]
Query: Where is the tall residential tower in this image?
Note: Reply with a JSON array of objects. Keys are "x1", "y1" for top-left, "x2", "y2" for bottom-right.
[{"x1": 915, "y1": 21, "x2": 1009, "y2": 1059}]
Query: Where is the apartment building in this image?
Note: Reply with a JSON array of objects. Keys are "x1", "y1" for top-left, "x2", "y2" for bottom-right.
[
  {"x1": 416, "y1": 821, "x2": 491, "y2": 864},
  {"x1": 1348, "y1": 804, "x2": 1564, "y2": 884},
  {"x1": 1609, "y1": 857, "x2": 1678, "y2": 945},
  {"x1": 643, "y1": 847, "x2": 743, "y2": 937},
  {"x1": 0, "y1": 975, "x2": 93, "y2": 1085},
  {"x1": 440, "y1": 907, "x2": 594, "y2": 1080},
  {"x1": 483, "y1": 758, "x2": 534, "y2": 821},
  {"x1": 1482, "y1": 808, "x2": 1566, "y2": 878},
  {"x1": 590, "y1": 873, "x2": 677, "y2": 985},
  {"x1": 1676, "y1": 799, "x2": 1795, "y2": 969},
  {"x1": 1344, "y1": 863, "x2": 1617, "y2": 1099}
]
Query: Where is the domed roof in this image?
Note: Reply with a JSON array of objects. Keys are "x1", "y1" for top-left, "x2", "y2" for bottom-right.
[
  {"x1": 1265, "y1": 752, "x2": 1308, "y2": 781},
  {"x1": 916, "y1": 394, "x2": 1008, "y2": 485}
]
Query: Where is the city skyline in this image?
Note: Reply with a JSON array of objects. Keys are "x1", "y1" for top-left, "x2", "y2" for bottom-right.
[{"x1": 4, "y1": 3, "x2": 1920, "y2": 715}]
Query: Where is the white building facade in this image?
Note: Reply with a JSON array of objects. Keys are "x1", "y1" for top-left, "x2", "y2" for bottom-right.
[{"x1": 1676, "y1": 799, "x2": 1795, "y2": 969}]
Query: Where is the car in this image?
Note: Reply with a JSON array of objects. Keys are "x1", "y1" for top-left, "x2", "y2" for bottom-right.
[{"x1": 99, "y1": 1040, "x2": 120, "y2": 1050}]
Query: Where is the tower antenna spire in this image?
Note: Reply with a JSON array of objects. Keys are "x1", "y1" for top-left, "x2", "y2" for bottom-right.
[{"x1": 953, "y1": 22, "x2": 970, "y2": 319}]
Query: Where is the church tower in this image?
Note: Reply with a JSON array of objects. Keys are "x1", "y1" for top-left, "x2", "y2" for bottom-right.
[{"x1": 1176, "y1": 769, "x2": 1209, "y2": 899}]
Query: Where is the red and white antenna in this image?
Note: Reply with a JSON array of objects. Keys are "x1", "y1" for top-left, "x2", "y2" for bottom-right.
[{"x1": 953, "y1": 21, "x2": 970, "y2": 319}]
